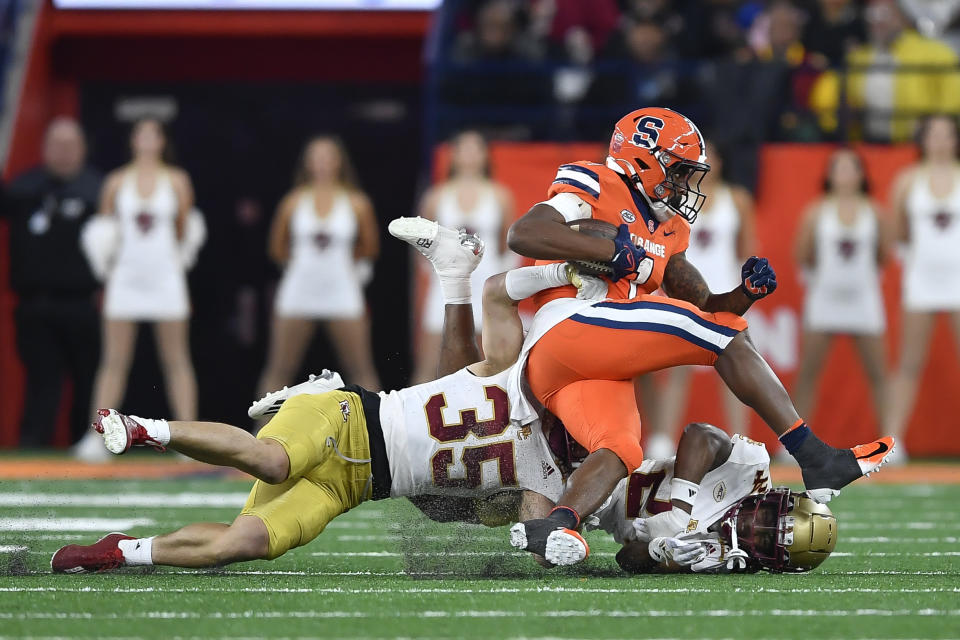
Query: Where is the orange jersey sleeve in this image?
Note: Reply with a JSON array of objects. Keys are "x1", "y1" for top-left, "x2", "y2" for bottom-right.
[
  {"x1": 533, "y1": 162, "x2": 691, "y2": 310},
  {"x1": 546, "y1": 161, "x2": 604, "y2": 208}
]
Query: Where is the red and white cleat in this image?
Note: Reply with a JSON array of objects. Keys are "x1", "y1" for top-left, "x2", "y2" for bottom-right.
[
  {"x1": 93, "y1": 409, "x2": 165, "y2": 454},
  {"x1": 51, "y1": 532, "x2": 133, "y2": 573}
]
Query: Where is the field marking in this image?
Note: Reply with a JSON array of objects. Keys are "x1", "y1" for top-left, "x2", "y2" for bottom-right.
[
  {"x1": 0, "y1": 493, "x2": 247, "y2": 508},
  {"x1": 0, "y1": 517, "x2": 154, "y2": 532},
  {"x1": 2, "y1": 609, "x2": 958, "y2": 621},
  {"x1": 2, "y1": 586, "x2": 958, "y2": 595},
  {"x1": 0, "y1": 546, "x2": 26, "y2": 553}
]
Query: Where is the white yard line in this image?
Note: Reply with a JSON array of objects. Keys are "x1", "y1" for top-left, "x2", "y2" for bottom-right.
[
  {"x1": 0, "y1": 493, "x2": 247, "y2": 508},
  {"x1": 1, "y1": 586, "x2": 957, "y2": 595},
  {"x1": 1, "y1": 609, "x2": 958, "y2": 620},
  {"x1": 0, "y1": 518, "x2": 154, "y2": 532}
]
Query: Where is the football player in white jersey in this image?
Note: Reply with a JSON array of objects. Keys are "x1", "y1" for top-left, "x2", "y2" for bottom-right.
[{"x1": 52, "y1": 217, "x2": 588, "y2": 573}]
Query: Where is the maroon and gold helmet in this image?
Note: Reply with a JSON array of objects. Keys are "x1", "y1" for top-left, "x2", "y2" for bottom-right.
[{"x1": 718, "y1": 487, "x2": 838, "y2": 573}]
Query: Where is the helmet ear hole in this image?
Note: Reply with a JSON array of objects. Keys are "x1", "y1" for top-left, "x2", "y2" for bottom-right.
[{"x1": 633, "y1": 157, "x2": 651, "y2": 171}]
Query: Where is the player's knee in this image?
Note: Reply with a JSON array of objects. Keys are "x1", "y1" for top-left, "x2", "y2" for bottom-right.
[
  {"x1": 256, "y1": 440, "x2": 291, "y2": 484},
  {"x1": 482, "y1": 272, "x2": 508, "y2": 304},
  {"x1": 682, "y1": 422, "x2": 726, "y2": 441},
  {"x1": 216, "y1": 519, "x2": 271, "y2": 564}
]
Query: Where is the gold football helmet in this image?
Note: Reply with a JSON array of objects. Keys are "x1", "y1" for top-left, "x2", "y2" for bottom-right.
[{"x1": 719, "y1": 486, "x2": 838, "y2": 573}]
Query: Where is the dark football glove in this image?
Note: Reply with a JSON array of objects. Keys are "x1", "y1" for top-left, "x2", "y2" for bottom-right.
[
  {"x1": 740, "y1": 256, "x2": 778, "y2": 300},
  {"x1": 610, "y1": 224, "x2": 647, "y2": 283}
]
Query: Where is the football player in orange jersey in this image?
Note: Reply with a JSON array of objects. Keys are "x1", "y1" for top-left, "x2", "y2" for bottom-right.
[{"x1": 505, "y1": 107, "x2": 894, "y2": 565}]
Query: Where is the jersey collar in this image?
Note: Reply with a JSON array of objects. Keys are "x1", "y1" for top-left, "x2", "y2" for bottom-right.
[{"x1": 616, "y1": 172, "x2": 659, "y2": 233}]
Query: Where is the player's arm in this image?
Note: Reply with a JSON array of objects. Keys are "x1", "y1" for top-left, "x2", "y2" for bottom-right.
[
  {"x1": 662, "y1": 251, "x2": 754, "y2": 314},
  {"x1": 662, "y1": 251, "x2": 777, "y2": 315},
  {"x1": 632, "y1": 423, "x2": 732, "y2": 542},
  {"x1": 507, "y1": 199, "x2": 614, "y2": 262},
  {"x1": 437, "y1": 302, "x2": 482, "y2": 377}
]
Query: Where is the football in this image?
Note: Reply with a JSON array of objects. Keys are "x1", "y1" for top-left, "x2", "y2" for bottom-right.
[{"x1": 564, "y1": 218, "x2": 619, "y2": 276}]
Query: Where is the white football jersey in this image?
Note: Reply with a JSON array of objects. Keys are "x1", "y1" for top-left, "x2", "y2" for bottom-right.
[
  {"x1": 378, "y1": 365, "x2": 563, "y2": 501},
  {"x1": 589, "y1": 434, "x2": 771, "y2": 543}
]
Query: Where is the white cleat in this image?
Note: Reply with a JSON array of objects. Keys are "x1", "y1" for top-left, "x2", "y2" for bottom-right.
[
  {"x1": 543, "y1": 529, "x2": 590, "y2": 566},
  {"x1": 248, "y1": 369, "x2": 345, "y2": 419},
  {"x1": 388, "y1": 216, "x2": 484, "y2": 278}
]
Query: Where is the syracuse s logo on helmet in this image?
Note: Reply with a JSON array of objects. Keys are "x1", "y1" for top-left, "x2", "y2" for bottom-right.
[{"x1": 631, "y1": 116, "x2": 665, "y2": 149}]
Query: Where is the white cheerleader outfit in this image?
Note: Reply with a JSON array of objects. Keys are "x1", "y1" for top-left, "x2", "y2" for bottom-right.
[
  {"x1": 685, "y1": 186, "x2": 742, "y2": 293},
  {"x1": 423, "y1": 182, "x2": 506, "y2": 332},
  {"x1": 274, "y1": 189, "x2": 365, "y2": 319},
  {"x1": 104, "y1": 169, "x2": 189, "y2": 321},
  {"x1": 902, "y1": 168, "x2": 960, "y2": 312},
  {"x1": 803, "y1": 198, "x2": 885, "y2": 334}
]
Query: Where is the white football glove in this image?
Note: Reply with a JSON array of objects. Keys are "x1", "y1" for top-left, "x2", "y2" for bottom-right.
[
  {"x1": 564, "y1": 263, "x2": 608, "y2": 301},
  {"x1": 632, "y1": 507, "x2": 691, "y2": 542},
  {"x1": 648, "y1": 536, "x2": 708, "y2": 566}
]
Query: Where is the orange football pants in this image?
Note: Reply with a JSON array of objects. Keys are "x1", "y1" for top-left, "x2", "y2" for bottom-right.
[{"x1": 527, "y1": 296, "x2": 748, "y2": 471}]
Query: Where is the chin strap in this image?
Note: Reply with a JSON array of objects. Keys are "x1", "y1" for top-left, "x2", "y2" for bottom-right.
[{"x1": 725, "y1": 522, "x2": 750, "y2": 571}]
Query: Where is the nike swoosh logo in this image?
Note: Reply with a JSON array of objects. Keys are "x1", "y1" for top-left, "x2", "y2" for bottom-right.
[
  {"x1": 663, "y1": 231, "x2": 675, "y2": 237},
  {"x1": 856, "y1": 442, "x2": 889, "y2": 460}
]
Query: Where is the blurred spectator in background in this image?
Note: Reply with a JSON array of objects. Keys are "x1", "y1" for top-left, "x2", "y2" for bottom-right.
[
  {"x1": 811, "y1": 0, "x2": 960, "y2": 141},
  {"x1": 793, "y1": 148, "x2": 890, "y2": 435},
  {"x1": 2, "y1": 118, "x2": 101, "y2": 449},
  {"x1": 82, "y1": 118, "x2": 198, "y2": 460},
  {"x1": 259, "y1": 136, "x2": 381, "y2": 396},
  {"x1": 452, "y1": 0, "x2": 543, "y2": 63},
  {"x1": 531, "y1": 0, "x2": 619, "y2": 64},
  {"x1": 803, "y1": 0, "x2": 867, "y2": 67},
  {"x1": 584, "y1": 17, "x2": 685, "y2": 133},
  {"x1": 644, "y1": 141, "x2": 755, "y2": 458},
  {"x1": 885, "y1": 115, "x2": 960, "y2": 463},
  {"x1": 444, "y1": 0, "x2": 550, "y2": 117},
  {"x1": 412, "y1": 130, "x2": 513, "y2": 383},
  {"x1": 747, "y1": 0, "x2": 825, "y2": 140}
]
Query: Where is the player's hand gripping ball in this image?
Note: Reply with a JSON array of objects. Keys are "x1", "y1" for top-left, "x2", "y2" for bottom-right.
[{"x1": 740, "y1": 256, "x2": 778, "y2": 300}]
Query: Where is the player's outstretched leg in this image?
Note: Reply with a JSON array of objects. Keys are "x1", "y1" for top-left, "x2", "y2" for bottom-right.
[
  {"x1": 93, "y1": 409, "x2": 290, "y2": 484},
  {"x1": 715, "y1": 332, "x2": 895, "y2": 503},
  {"x1": 52, "y1": 516, "x2": 269, "y2": 573},
  {"x1": 248, "y1": 369, "x2": 345, "y2": 420}
]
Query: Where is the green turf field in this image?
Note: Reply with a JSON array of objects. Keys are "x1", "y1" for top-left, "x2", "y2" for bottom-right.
[{"x1": 1, "y1": 476, "x2": 958, "y2": 639}]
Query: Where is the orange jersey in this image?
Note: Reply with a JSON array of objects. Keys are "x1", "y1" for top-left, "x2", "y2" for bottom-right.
[{"x1": 533, "y1": 160, "x2": 691, "y2": 309}]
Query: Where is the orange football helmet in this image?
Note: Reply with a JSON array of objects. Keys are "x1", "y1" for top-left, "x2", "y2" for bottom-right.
[{"x1": 607, "y1": 107, "x2": 710, "y2": 223}]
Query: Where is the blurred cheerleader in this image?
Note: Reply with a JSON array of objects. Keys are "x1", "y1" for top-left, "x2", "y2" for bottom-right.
[
  {"x1": 793, "y1": 148, "x2": 890, "y2": 433},
  {"x1": 884, "y1": 115, "x2": 960, "y2": 462},
  {"x1": 258, "y1": 136, "x2": 381, "y2": 394},
  {"x1": 412, "y1": 130, "x2": 514, "y2": 383},
  {"x1": 87, "y1": 118, "x2": 201, "y2": 444}
]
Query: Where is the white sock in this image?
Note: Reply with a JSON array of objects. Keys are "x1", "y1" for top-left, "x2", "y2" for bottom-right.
[
  {"x1": 504, "y1": 264, "x2": 569, "y2": 301},
  {"x1": 439, "y1": 274, "x2": 472, "y2": 305},
  {"x1": 118, "y1": 537, "x2": 154, "y2": 566},
  {"x1": 130, "y1": 416, "x2": 171, "y2": 446}
]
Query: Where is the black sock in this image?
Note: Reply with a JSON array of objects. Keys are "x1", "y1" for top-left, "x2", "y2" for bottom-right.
[
  {"x1": 792, "y1": 431, "x2": 838, "y2": 468},
  {"x1": 547, "y1": 506, "x2": 580, "y2": 530}
]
